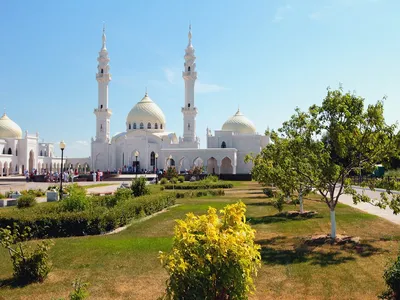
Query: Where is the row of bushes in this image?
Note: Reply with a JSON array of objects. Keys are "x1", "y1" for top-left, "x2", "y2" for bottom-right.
[
  {"x1": 163, "y1": 182, "x2": 233, "y2": 190},
  {"x1": 174, "y1": 189, "x2": 225, "y2": 198},
  {"x1": 0, "y1": 193, "x2": 176, "y2": 238}
]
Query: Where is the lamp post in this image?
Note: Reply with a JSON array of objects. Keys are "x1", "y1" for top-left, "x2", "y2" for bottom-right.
[
  {"x1": 168, "y1": 155, "x2": 174, "y2": 190},
  {"x1": 155, "y1": 153, "x2": 159, "y2": 184},
  {"x1": 135, "y1": 150, "x2": 139, "y2": 178},
  {"x1": 59, "y1": 141, "x2": 66, "y2": 199}
]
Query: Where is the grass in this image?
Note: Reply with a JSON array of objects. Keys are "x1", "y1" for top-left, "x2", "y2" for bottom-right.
[{"x1": 0, "y1": 181, "x2": 399, "y2": 299}]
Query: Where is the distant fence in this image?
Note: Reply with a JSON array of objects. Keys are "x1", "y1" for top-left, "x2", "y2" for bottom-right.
[{"x1": 349, "y1": 175, "x2": 400, "y2": 185}]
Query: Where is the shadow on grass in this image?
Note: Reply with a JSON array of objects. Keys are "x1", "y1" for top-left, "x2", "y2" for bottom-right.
[
  {"x1": 0, "y1": 277, "x2": 28, "y2": 289},
  {"x1": 260, "y1": 244, "x2": 354, "y2": 267},
  {"x1": 248, "y1": 212, "x2": 322, "y2": 225},
  {"x1": 258, "y1": 236, "x2": 388, "y2": 267}
]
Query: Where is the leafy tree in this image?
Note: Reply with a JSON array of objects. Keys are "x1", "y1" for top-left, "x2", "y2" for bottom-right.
[
  {"x1": 131, "y1": 177, "x2": 150, "y2": 197},
  {"x1": 165, "y1": 167, "x2": 179, "y2": 180},
  {"x1": 159, "y1": 201, "x2": 261, "y2": 299},
  {"x1": 0, "y1": 224, "x2": 53, "y2": 284},
  {"x1": 246, "y1": 132, "x2": 311, "y2": 213},
  {"x1": 60, "y1": 184, "x2": 89, "y2": 212},
  {"x1": 264, "y1": 86, "x2": 398, "y2": 238}
]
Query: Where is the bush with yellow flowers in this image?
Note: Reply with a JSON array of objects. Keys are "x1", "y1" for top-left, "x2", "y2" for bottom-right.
[{"x1": 159, "y1": 201, "x2": 261, "y2": 299}]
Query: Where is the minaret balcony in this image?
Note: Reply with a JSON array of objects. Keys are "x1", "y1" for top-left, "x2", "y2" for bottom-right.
[
  {"x1": 181, "y1": 107, "x2": 198, "y2": 114},
  {"x1": 94, "y1": 108, "x2": 112, "y2": 115},
  {"x1": 182, "y1": 71, "x2": 197, "y2": 80}
]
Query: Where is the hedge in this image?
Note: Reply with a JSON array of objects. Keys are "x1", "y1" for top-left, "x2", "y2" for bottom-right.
[
  {"x1": 163, "y1": 183, "x2": 233, "y2": 190},
  {"x1": 0, "y1": 194, "x2": 175, "y2": 239},
  {"x1": 174, "y1": 189, "x2": 225, "y2": 199}
]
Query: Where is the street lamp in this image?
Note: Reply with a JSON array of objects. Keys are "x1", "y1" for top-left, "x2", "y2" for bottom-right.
[
  {"x1": 59, "y1": 141, "x2": 66, "y2": 199},
  {"x1": 155, "y1": 153, "x2": 159, "y2": 184},
  {"x1": 168, "y1": 155, "x2": 174, "y2": 190},
  {"x1": 135, "y1": 150, "x2": 139, "y2": 178}
]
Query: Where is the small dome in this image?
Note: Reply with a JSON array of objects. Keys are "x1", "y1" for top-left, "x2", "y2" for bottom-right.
[
  {"x1": 0, "y1": 113, "x2": 23, "y2": 139},
  {"x1": 222, "y1": 109, "x2": 256, "y2": 134},
  {"x1": 126, "y1": 93, "x2": 166, "y2": 129}
]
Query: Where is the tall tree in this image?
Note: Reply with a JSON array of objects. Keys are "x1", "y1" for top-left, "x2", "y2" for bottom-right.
[
  {"x1": 246, "y1": 133, "x2": 311, "y2": 213},
  {"x1": 254, "y1": 86, "x2": 399, "y2": 238}
]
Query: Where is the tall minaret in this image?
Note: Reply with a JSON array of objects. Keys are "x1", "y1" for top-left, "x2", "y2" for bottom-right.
[
  {"x1": 181, "y1": 25, "x2": 198, "y2": 144},
  {"x1": 94, "y1": 25, "x2": 112, "y2": 142}
]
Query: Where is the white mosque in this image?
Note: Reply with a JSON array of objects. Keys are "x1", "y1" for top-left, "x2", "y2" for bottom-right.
[
  {"x1": 0, "y1": 113, "x2": 65, "y2": 176},
  {"x1": 0, "y1": 26, "x2": 269, "y2": 177},
  {"x1": 68, "y1": 26, "x2": 270, "y2": 175}
]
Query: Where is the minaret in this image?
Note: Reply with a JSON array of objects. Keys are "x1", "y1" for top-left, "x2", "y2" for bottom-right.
[
  {"x1": 94, "y1": 25, "x2": 112, "y2": 142},
  {"x1": 181, "y1": 24, "x2": 198, "y2": 144}
]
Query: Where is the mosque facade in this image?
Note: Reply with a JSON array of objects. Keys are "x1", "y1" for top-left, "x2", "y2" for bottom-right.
[{"x1": 70, "y1": 26, "x2": 270, "y2": 175}]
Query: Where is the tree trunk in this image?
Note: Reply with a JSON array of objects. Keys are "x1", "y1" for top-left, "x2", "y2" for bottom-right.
[
  {"x1": 299, "y1": 192, "x2": 304, "y2": 214},
  {"x1": 330, "y1": 209, "x2": 336, "y2": 239}
]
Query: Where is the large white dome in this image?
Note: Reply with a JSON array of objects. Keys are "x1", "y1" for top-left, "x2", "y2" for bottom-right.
[
  {"x1": 0, "y1": 113, "x2": 23, "y2": 139},
  {"x1": 222, "y1": 109, "x2": 256, "y2": 134},
  {"x1": 126, "y1": 93, "x2": 166, "y2": 130}
]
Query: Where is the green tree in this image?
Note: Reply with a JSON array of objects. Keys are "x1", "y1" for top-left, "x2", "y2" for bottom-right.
[
  {"x1": 131, "y1": 177, "x2": 150, "y2": 197},
  {"x1": 260, "y1": 86, "x2": 398, "y2": 238},
  {"x1": 246, "y1": 132, "x2": 311, "y2": 214},
  {"x1": 159, "y1": 201, "x2": 261, "y2": 299}
]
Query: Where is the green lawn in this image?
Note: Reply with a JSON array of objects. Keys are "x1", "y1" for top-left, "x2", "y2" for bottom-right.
[{"x1": 0, "y1": 182, "x2": 399, "y2": 299}]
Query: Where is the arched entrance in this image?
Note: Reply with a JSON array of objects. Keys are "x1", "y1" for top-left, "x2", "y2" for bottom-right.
[
  {"x1": 178, "y1": 157, "x2": 190, "y2": 173},
  {"x1": 150, "y1": 152, "x2": 155, "y2": 171},
  {"x1": 28, "y1": 150, "x2": 34, "y2": 172},
  {"x1": 220, "y1": 157, "x2": 233, "y2": 174},
  {"x1": 207, "y1": 157, "x2": 218, "y2": 175}
]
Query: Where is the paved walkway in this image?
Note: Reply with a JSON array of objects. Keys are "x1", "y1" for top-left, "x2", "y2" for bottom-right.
[{"x1": 338, "y1": 187, "x2": 400, "y2": 225}]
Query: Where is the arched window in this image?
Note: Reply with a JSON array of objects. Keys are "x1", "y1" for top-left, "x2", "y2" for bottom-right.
[
  {"x1": 147, "y1": 122, "x2": 151, "y2": 129},
  {"x1": 221, "y1": 141, "x2": 227, "y2": 148},
  {"x1": 8, "y1": 148, "x2": 12, "y2": 155},
  {"x1": 2, "y1": 148, "x2": 5, "y2": 154},
  {"x1": 188, "y1": 66, "x2": 191, "y2": 72},
  {"x1": 188, "y1": 103, "x2": 190, "y2": 108},
  {"x1": 160, "y1": 124, "x2": 163, "y2": 130},
  {"x1": 133, "y1": 123, "x2": 136, "y2": 129},
  {"x1": 101, "y1": 69, "x2": 104, "y2": 74},
  {"x1": 129, "y1": 124, "x2": 131, "y2": 130},
  {"x1": 155, "y1": 123, "x2": 158, "y2": 129},
  {"x1": 188, "y1": 123, "x2": 190, "y2": 130},
  {"x1": 150, "y1": 151, "x2": 155, "y2": 166},
  {"x1": 140, "y1": 122, "x2": 144, "y2": 129},
  {"x1": 44, "y1": 151, "x2": 47, "y2": 157},
  {"x1": 40, "y1": 150, "x2": 43, "y2": 156},
  {"x1": 15, "y1": 149, "x2": 18, "y2": 156},
  {"x1": 100, "y1": 104, "x2": 103, "y2": 109}
]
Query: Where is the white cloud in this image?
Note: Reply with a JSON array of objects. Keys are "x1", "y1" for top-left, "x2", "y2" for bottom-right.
[
  {"x1": 273, "y1": 4, "x2": 293, "y2": 23},
  {"x1": 195, "y1": 82, "x2": 227, "y2": 94},
  {"x1": 163, "y1": 68, "x2": 176, "y2": 84}
]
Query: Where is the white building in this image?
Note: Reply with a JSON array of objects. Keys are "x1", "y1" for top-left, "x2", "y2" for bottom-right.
[
  {"x1": 0, "y1": 113, "x2": 65, "y2": 176},
  {"x1": 72, "y1": 26, "x2": 269, "y2": 174}
]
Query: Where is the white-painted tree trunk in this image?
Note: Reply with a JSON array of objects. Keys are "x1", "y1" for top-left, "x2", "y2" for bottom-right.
[
  {"x1": 299, "y1": 192, "x2": 304, "y2": 214},
  {"x1": 330, "y1": 209, "x2": 337, "y2": 238}
]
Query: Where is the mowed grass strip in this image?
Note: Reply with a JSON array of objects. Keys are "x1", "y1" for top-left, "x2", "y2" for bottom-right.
[{"x1": 0, "y1": 182, "x2": 399, "y2": 300}]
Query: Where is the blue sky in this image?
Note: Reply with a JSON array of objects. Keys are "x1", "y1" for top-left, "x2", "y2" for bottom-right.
[{"x1": 1, "y1": 0, "x2": 399, "y2": 158}]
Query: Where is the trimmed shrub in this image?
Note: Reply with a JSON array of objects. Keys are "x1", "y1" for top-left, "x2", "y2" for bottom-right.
[
  {"x1": 177, "y1": 176, "x2": 185, "y2": 183},
  {"x1": 0, "y1": 193, "x2": 6, "y2": 199},
  {"x1": 0, "y1": 225, "x2": 53, "y2": 284},
  {"x1": 263, "y1": 188, "x2": 274, "y2": 198},
  {"x1": 131, "y1": 177, "x2": 150, "y2": 197},
  {"x1": 0, "y1": 194, "x2": 176, "y2": 239},
  {"x1": 17, "y1": 195, "x2": 36, "y2": 209},
  {"x1": 159, "y1": 202, "x2": 261, "y2": 299},
  {"x1": 202, "y1": 175, "x2": 219, "y2": 183},
  {"x1": 21, "y1": 189, "x2": 45, "y2": 197},
  {"x1": 163, "y1": 182, "x2": 233, "y2": 190},
  {"x1": 60, "y1": 185, "x2": 90, "y2": 212},
  {"x1": 160, "y1": 178, "x2": 168, "y2": 185},
  {"x1": 170, "y1": 177, "x2": 178, "y2": 184}
]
